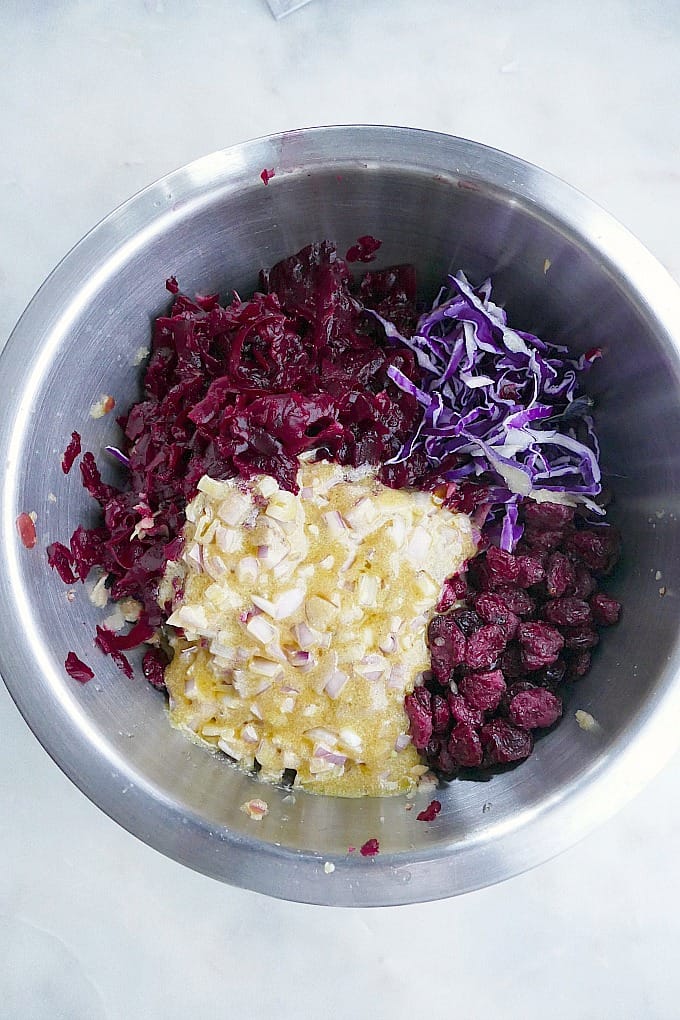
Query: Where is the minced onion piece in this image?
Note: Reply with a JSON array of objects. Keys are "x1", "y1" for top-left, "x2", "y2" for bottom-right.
[
  {"x1": 246, "y1": 614, "x2": 277, "y2": 645},
  {"x1": 292, "y1": 621, "x2": 316, "y2": 649},
  {"x1": 251, "y1": 594, "x2": 278, "y2": 616},
  {"x1": 217, "y1": 491, "x2": 250, "y2": 526},
  {"x1": 379, "y1": 633, "x2": 397, "y2": 654},
  {"x1": 236, "y1": 556, "x2": 259, "y2": 584},
  {"x1": 304, "y1": 727, "x2": 339, "y2": 746},
  {"x1": 323, "y1": 509, "x2": 349, "y2": 537},
  {"x1": 388, "y1": 664, "x2": 409, "y2": 690},
  {"x1": 313, "y1": 745, "x2": 348, "y2": 766},
  {"x1": 324, "y1": 668, "x2": 349, "y2": 699},
  {"x1": 287, "y1": 649, "x2": 312, "y2": 669},
  {"x1": 248, "y1": 656, "x2": 281, "y2": 679},
  {"x1": 242, "y1": 723, "x2": 260, "y2": 744},
  {"x1": 272, "y1": 587, "x2": 306, "y2": 619}
]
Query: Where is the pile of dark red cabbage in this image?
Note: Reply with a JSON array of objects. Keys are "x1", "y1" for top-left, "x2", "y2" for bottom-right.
[
  {"x1": 48, "y1": 240, "x2": 621, "y2": 776},
  {"x1": 49, "y1": 243, "x2": 428, "y2": 679}
]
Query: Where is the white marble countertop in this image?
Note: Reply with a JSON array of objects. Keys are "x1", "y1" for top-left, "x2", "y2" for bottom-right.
[{"x1": 2, "y1": 2, "x2": 680, "y2": 1017}]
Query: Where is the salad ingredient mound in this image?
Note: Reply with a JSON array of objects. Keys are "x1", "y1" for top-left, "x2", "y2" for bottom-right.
[
  {"x1": 163, "y1": 461, "x2": 475, "y2": 796},
  {"x1": 45, "y1": 239, "x2": 622, "y2": 795}
]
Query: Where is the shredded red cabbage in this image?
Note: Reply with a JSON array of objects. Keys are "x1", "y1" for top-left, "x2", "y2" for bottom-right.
[
  {"x1": 61, "y1": 431, "x2": 81, "y2": 474},
  {"x1": 373, "y1": 272, "x2": 604, "y2": 551},
  {"x1": 345, "y1": 235, "x2": 382, "y2": 264},
  {"x1": 49, "y1": 243, "x2": 421, "y2": 640}
]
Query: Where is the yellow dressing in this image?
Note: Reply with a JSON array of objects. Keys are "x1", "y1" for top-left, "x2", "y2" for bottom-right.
[{"x1": 162, "y1": 460, "x2": 476, "y2": 796}]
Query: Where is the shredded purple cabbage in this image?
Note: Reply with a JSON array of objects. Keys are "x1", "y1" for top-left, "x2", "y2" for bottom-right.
[{"x1": 375, "y1": 272, "x2": 604, "y2": 550}]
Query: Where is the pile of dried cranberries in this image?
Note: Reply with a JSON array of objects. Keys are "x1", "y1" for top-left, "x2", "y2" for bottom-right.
[{"x1": 407, "y1": 499, "x2": 621, "y2": 773}]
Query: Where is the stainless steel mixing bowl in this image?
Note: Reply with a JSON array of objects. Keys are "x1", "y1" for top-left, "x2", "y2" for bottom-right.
[{"x1": 3, "y1": 126, "x2": 680, "y2": 906}]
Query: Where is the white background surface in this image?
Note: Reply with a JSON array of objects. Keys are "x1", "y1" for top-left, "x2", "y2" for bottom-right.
[{"x1": 2, "y1": 2, "x2": 680, "y2": 1017}]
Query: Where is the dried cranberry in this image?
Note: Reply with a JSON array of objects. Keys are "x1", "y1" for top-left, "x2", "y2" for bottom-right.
[
  {"x1": 467, "y1": 556, "x2": 494, "y2": 591},
  {"x1": 508, "y1": 689, "x2": 562, "y2": 729},
  {"x1": 142, "y1": 648, "x2": 169, "y2": 690},
  {"x1": 434, "y1": 744, "x2": 458, "y2": 774},
  {"x1": 431, "y1": 693, "x2": 451, "y2": 734},
  {"x1": 436, "y1": 574, "x2": 468, "y2": 612},
  {"x1": 428, "y1": 614, "x2": 467, "y2": 682},
  {"x1": 459, "y1": 670, "x2": 506, "y2": 713},
  {"x1": 499, "y1": 644, "x2": 524, "y2": 679},
  {"x1": 480, "y1": 719, "x2": 533, "y2": 764},
  {"x1": 359, "y1": 838, "x2": 380, "y2": 857},
  {"x1": 404, "y1": 687, "x2": 433, "y2": 749},
  {"x1": 563, "y1": 526, "x2": 621, "y2": 575},
  {"x1": 518, "y1": 621, "x2": 564, "y2": 671},
  {"x1": 545, "y1": 552, "x2": 576, "y2": 597},
  {"x1": 473, "y1": 592, "x2": 520, "y2": 640},
  {"x1": 485, "y1": 546, "x2": 520, "y2": 584},
  {"x1": 590, "y1": 592, "x2": 621, "y2": 626},
  {"x1": 562, "y1": 627, "x2": 600, "y2": 651},
  {"x1": 464, "y1": 624, "x2": 507, "y2": 670},
  {"x1": 447, "y1": 692, "x2": 485, "y2": 728},
  {"x1": 543, "y1": 597, "x2": 592, "y2": 627},
  {"x1": 507, "y1": 680, "x2": 538, "y2": 698},
  {"x1": 572, "y1": 562, "x2": 596, "y2": 599},
  {"x1": 523, "y1": 528, "x2": 566, "y2": 555},
  {"x1": 428, "y1": 607, "x2": 471, "y2": 681},
  {"x1": 567, "y1": 650, "x2": 592, "y2": 678},
  {"x1": 451, "y1": 607, "x2": 482, "y2": 637},
  {"x1": 516, "y1": 555, "x2": 545, "y2": 588},
  {"x1": 533, "y1": 658, "x2": 567, "y2": 687},
  {"x1": 448, "y1": 722, "x2": 483, "y2": 767},
  {"x1": 425, "y1": 735, "x2": 442, "y2": 759},
  {"x1": 16, "y1": 512, "x2": 37, "y2": 549},
  {"x1": 523, "y1": 501, "x2": 575, "y2": 529},
  {"x1": 492, "y1": 585, "x2": 536, "y2": 618}
]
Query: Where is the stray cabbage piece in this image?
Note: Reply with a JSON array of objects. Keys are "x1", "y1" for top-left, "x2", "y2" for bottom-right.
[{"x1": 64, "y1": 652, "x2": 95, "y2": 683}]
